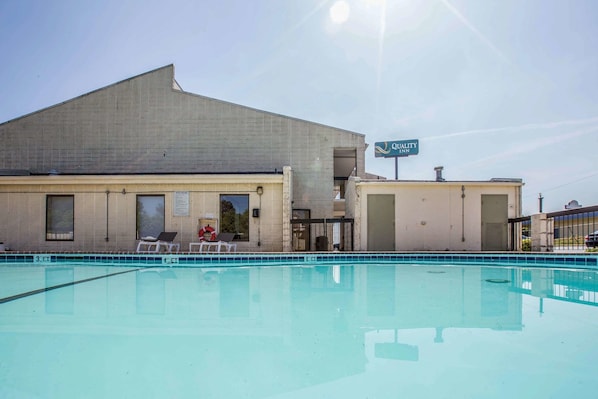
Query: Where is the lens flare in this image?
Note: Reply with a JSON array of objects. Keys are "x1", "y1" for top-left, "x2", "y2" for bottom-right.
[{"x1": 330, "y1": 0, "x2": 350, "y2": 24}]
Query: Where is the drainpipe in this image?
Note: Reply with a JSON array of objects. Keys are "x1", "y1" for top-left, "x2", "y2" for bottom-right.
[
  {"x1": 105, "y1": 190, "x2": 110, "y2": 242},
  {"x1": 461, "y1": 185, "x2": 466, "y2": 242},
  {"x1": 257, "y1": 186, "x2": 263, "y2": 247}
]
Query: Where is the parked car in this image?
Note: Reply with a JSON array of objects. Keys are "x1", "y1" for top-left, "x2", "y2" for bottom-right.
[{"x1": 585, "y1": 230, "x2": 598, "y2": 248}]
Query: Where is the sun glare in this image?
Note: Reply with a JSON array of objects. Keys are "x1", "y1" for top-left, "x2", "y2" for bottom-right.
[{"x1": 330, "y1": 0, "x2": 350, "y2": 24}]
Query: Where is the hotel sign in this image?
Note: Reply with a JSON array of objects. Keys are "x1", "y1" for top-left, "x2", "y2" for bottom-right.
[{"x1": 375, "y1": 139, "x2": 419, "y2": 158}]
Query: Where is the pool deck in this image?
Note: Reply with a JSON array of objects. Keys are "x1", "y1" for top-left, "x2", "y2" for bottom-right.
[{"x1": 1, "y1": 251, "x2": 597, "y2": 269}]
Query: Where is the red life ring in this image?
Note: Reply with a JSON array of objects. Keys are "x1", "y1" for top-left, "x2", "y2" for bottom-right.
[{"x1": 198, "y1": 225, "x2": 217, "y2": 241}]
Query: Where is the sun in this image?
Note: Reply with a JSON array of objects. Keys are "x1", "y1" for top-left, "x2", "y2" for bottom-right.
[{"x1": 330, "y1": 0, "x2": 351, "y2": 24}]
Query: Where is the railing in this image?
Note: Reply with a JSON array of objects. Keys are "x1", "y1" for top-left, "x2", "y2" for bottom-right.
[
  {"x1": 552, "y1": 269, "x2": 598, "y2": 306},
  {"x1": 509, "y1": 205, "x2": 598, "y2": 252},
  {"x1": 547, "y1": 205, "x2": 598, "y2": 252},
  {"x1": 290, "y1": 218, "x2": 354, "y2": 252},
  {"x1": 508, "y1": 216, "x2": 531, "y2": 251},
  {"x1": 510, "y1": 268, "x2": 598, "y2": 306}
]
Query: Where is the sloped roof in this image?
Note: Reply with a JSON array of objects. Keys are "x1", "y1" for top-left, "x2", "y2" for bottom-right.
[{"x1": 0, "y1": 65, "x2": 367, "y2": 176}]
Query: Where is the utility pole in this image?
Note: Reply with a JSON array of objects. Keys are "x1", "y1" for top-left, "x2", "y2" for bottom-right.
[{"x1": 538, "y1": 193, "x2": 544, "y2": 213}]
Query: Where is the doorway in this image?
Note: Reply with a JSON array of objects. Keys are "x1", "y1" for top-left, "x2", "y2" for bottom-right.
[
  {"x1": 292, "y1": 209, "x2": 311, "y2": 251},
  {"x1": 367, "y1": 194, "x2": 395, "y2": 251},
  {"x1": 481, "y1": 194, "x2": 508, "y2": 250}
]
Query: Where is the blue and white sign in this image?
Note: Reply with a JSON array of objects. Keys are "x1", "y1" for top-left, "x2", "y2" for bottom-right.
[{"x1": 374, "y1": 139, "x2": 419, "y2": 158}]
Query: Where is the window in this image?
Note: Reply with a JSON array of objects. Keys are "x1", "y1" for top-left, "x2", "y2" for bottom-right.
[
  {"x1": 46, "y1": 195, "x2": 74, "y2": 240},
  {"x1": 136, "y1": 195, "x2": 165, "y2": 239},
  {"x1": 220, "y1": 194, "x2": 249, "y2": 241}
]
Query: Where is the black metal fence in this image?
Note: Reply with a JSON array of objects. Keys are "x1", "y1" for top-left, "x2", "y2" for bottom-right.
[
  {"x1": 549, "y1": 205, "x2": 598, "y2": 251},
  {"x1": 508, "y1": 215, "x2": 531, "y2": 251},
  {"x1": 290, "y1": 218, "x2": 354, "y2": 252},
  {"x1": 508, "y1": 269, "x2": 598, "y2": 306},
  {"x1": 509, "y1": 205, "x2": 598, "y2": 251}
]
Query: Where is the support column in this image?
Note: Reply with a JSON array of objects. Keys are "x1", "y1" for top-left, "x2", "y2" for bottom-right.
[
  {"x1": 531, "y1": 213, "x2": 554, "y2": 252},
  {"x1": 282, "y1": 166, "x2": 293, "y2": 252},
  {"x1": 345, "y1": 177, "x2": 362, "y2": 251}
]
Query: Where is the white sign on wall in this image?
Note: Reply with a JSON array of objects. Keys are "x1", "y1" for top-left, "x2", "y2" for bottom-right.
[{"x1": 173, "y1": 191, "x2": 189, "y2": 216}]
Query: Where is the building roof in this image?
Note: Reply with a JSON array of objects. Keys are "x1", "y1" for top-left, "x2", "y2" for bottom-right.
[{"x1": 0, "y1": 65, "x2": 367, "y2": 176}]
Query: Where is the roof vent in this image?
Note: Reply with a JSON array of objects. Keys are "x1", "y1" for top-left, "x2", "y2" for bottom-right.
[
  {"x1": 565, "y1": 200, "x2": 582, "y2": 209},
  {"x1": 434, "y1": 166, "x2": 445, "y2": 182}
]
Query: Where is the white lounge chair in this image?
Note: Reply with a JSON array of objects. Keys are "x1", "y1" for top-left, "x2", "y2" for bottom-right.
[
  {"x1": 137, "y1": 232, "x2": 179, "y2": 253},
  {"x1": 189, "y1": 232, "x2": 237, "y2": 253}
]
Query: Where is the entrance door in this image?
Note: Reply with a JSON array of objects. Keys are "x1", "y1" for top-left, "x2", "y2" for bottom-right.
[
  {"x1": 367, "y1": 194, "x2": 395, "y2": 251},
  {"x1": 292, "y1": 209, "x2": 311, "y2": 251},
  {"x1": 481, "y1": 194, "x2": 508, "y2": 251}
]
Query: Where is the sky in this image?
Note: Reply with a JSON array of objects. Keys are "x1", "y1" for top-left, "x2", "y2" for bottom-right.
[{"x1": 1, "y1": 0, "x2": 597, "y2": 214}]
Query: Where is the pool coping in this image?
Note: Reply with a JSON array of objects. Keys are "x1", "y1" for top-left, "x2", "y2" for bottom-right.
[{"x1": 0, "y1": 252, "x2": 596, "y2": 269}]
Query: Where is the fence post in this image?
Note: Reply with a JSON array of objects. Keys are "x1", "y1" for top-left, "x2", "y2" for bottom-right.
[{"x1": 531, "y1": 213, "x2": 554, "y2": 252}]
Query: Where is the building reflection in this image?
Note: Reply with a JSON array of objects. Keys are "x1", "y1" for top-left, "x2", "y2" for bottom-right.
[
  {"x1": 34, "y1": 264, "x2": 594, "y2": 329},
  {"x1": 1, "y1": 263, "x2": 597, "y2": 397},
  {"x1": 45, "y1": 267, "x2": 74, "y2": 314}
]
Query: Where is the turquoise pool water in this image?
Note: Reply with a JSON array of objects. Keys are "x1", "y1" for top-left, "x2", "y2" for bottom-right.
[{"x1": 1, "y1": 254, "x2": 597, "y2": 398}]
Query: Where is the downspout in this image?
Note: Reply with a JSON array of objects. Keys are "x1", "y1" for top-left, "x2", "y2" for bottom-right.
[
  {"x1": 461, "y1": 185, "x2": 466, "y2": 242},
  {"x1": 257, "y1": 186, "x2": 263, "y2": 247},
  {"x1": 105, "y1": 190, "x2": 110, "y2": 242}
]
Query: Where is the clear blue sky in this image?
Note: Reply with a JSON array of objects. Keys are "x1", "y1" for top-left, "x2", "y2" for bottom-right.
[{"x1": 1, "y1": 0, "x2": 597, "y2": 214}]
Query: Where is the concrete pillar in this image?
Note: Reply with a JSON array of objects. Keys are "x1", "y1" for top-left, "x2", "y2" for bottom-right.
[
  {"x1": 345, "y1": 177, "x2": 362, "y2": 251},
  {"x1": 282, "y1": 166, "x2": 293, "y2": 252},
  {"x1": 531, "y1": 213, "x2": 554, "y2": 252}
]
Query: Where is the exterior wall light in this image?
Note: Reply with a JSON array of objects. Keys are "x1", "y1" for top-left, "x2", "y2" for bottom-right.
[{"x1": 256, "y1": 186, "x2": 264, "y2": 196}]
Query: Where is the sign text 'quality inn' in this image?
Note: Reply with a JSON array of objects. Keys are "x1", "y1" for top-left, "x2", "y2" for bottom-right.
[{"x1": 374, "y1": 139, "x2": 419, "y2": 158}]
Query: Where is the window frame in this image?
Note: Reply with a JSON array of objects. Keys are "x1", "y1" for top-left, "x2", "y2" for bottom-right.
[
  {"x1": 46, "y1": 195, "x2": 75, "y2": 241},
  {"x1": 136, "y1": 194, "x2": 165, "y2": 239},
  {"x1": 219, "y1": 194, "x2": 250, "y2": 241}
]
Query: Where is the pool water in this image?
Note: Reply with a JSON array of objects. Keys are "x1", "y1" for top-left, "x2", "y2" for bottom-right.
[{"x1": 1, "y1": 263, "x2": 597, "y2": 398}]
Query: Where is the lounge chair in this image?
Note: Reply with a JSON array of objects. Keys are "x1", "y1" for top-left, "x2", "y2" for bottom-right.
[
  {"x1": 189, "y1": 232, "x2": 237, "y2": 253},
  {"x1": 136, "y1": 232, "x2": 179, "y2": 253}
]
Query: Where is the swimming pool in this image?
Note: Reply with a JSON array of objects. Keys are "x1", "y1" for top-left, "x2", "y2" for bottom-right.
[{"x1": 1, "y1": 253, "x2": 597, "y2": 398}]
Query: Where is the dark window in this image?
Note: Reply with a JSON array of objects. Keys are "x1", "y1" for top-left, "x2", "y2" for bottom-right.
[
  {"x1": 220, "y1": 194, "x2": 249, "y2": 241},
  {"x1": 46, "y1": 195, "x2": 74, "y2": 241},
  {"x1": 136, "y1": 195, "x2": 165, "y2": 238}
]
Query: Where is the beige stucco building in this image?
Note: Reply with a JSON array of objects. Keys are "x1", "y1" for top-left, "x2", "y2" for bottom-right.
[
  {"x1": 346, "y1": 177, "x2": 523, "y2": 251},
  {"x1": 0, "y1": 172, "x2": 290, "y2": 252},
  {"x1": 0, "y1": 65, "x2": 365, "y2": 252},
  {"x1": 0, "y1": 64, "x2": 524, "y2": 252}
]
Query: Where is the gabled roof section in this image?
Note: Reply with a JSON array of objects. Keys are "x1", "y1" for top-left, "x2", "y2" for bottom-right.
[
  {"x1": 0, "y1": 64, "x2": 177, "y2": 126},
  {"x1": 175, "y1": 88, "x2": 366, "y2": 138},
  {"x1": 2, "y1": 63, "x2": 365, "y2": 138}
]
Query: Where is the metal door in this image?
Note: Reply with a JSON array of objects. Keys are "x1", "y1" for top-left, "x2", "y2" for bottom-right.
[
  {"x1": 481, "y1": 194, "x2": 508, "y2": 251},
  {"x1": 367, "y1": 194, "x2": 395, "y2": 251}
]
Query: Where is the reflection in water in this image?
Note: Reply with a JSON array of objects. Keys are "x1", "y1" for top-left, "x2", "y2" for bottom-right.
[
  {"x1": 481, "y1": 268, "x2": 511, "y2": 317},
  {"x1": 367, "y1": 266, "x2": 395, "y2": 316},
  {"x1": 1, "y1": 264, "x2": 598, "y2": 398},
  {"x1": 136, "y1": 269, "x2": 167, "y2": 314},
  {"x1": 220, "y1": 269, "x2": 250, "y2": 317},
  {"x1": 45, "y1": 267, "x2": 74, "y2": 314},
  {"x1": 374, "y1": 329, "x2": 419, "y2": 361}
]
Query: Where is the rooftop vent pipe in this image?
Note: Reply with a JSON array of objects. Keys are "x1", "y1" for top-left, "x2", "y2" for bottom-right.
[{"x1": 434, "y1": 166, "x2": 445, "y2": 182}]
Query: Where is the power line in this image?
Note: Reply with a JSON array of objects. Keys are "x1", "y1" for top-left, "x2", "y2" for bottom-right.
[{"x1": 523, "y1": 172, "x2": 598, "y2": 199}]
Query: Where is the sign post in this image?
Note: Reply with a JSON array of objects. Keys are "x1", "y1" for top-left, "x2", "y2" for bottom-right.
[{"x1": 374, "y1": 139, "x2": 419, "y2": 179}]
